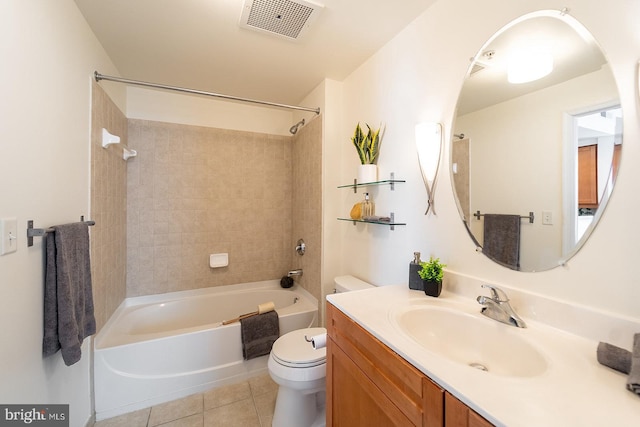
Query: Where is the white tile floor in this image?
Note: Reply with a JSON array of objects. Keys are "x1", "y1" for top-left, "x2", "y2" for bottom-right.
[{"x1": 92, "y1": 373, "x2": 277, "y2": 427}]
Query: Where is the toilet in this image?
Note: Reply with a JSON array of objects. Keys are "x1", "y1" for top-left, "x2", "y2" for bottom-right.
[{"x1": 268, "y1": 275, "x2": 375, "y2": 427}]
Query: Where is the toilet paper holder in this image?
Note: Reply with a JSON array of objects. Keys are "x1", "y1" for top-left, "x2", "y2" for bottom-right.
[{"x1": 304, "y1": 332, "x2": 327, "y2": 350}]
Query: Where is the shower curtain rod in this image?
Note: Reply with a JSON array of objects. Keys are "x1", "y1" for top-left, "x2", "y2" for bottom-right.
[{"x1": 94, "y1": 72, "x2": 321, "y2": 115}]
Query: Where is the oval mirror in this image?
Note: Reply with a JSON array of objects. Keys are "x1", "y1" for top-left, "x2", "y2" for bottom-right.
[{"x1": 451, "y1": 10, "x2": 622, "y2": 272}]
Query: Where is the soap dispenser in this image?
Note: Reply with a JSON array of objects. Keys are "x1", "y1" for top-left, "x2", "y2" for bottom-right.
[
  {"x1": 361, "y1": 192, "x2": 374, "y2": 219},
  {"x1": 409, "y1": 252, "x2": 423, "y2": 291}
]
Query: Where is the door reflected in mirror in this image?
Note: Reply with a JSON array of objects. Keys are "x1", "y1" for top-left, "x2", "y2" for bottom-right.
[{"x1": 451, "y1": 10, "x2": 622, "y2": 272}]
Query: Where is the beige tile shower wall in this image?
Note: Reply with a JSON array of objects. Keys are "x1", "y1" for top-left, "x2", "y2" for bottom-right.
[
  {"x1": 90, "y1": 82, "x2": 128, "y2": 332},
  {"x1": 126, "y1": 119, "x2": 293, "y2": 296},
  {"x1": 291, "y1": 116, "x2": 323, "y2": 305}
]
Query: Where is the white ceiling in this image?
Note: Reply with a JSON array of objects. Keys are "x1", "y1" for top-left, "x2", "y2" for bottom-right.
[
  {"x1": 456, "y1": 15, "x2": 608, "y2": 115},
  {"x1": 75, "y1": 0, "x2": 437, "y2": 107}
]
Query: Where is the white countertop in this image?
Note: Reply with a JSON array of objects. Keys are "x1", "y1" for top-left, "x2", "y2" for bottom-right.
[{"x1": 327, "y1": 284, "x2": 640, "y2": 427}]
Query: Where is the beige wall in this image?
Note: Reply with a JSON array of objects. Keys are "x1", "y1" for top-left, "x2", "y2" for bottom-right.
[
  {"x1": 126, "y1": 120, "x2": 296, "y2": 296},
  {"x1": 90, "y1": 82, "x2": 128, "y2": 332}
]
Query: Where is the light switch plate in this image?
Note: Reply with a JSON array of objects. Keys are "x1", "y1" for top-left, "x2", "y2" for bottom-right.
[{"x1": 0, "y1": 218, "x2": 18, "y2": 255}]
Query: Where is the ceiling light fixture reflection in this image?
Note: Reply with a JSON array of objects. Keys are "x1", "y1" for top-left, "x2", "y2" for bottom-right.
[{"x1": 507, "y1": 47, "x2": 554, "y2": 84}]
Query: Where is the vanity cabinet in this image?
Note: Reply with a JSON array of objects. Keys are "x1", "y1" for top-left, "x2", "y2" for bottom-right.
[{"x1": 326, "y1": 303, "x2": 493, "y2": 427}]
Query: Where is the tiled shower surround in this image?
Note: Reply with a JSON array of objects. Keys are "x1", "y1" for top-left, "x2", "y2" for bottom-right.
[
  {"x1": 90, "y1": 83, "x2": 128, "y2": 332},
  {"x1": 125, "y1": 116, "x2": 322, "y2": 303}
]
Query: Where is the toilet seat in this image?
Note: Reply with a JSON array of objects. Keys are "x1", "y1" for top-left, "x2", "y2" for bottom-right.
[{"x1": 271, "y1": 327, "x2": 327, "y2": 368}]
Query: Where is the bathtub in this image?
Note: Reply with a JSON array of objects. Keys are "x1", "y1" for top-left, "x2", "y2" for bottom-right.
[{"x1": 94, "y1": 280, "x2": 318, "y2": 420}]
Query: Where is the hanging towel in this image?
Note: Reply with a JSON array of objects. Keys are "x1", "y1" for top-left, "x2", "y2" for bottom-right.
[
  {"x1": 627, "y1": 333, "x2": 640, "y2": 395},
  {"x1": 240, "y1": 310, "x2": 279, "y2": 360},
  {"x1": 483, "y1": 214, "x2": 521, "y2": 270},
  {"x1": 43, "y1": 222, "x2": 96, "y2": 366}
]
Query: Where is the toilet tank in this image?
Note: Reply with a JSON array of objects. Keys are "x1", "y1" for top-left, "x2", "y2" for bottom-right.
[{"x1": 334, "y1": 275, "x2": 375, "y2": 293}]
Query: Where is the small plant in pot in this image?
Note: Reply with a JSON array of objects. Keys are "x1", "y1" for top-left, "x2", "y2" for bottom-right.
[
  {"x1": 418, "y1": 257, "x2": 446, "y2": 297},
  {"x1": 352, "y1": 123, "x2": 384, "y2": 183}
]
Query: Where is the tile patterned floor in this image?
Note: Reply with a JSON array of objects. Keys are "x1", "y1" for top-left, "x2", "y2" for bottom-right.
[{"x1": 93, "y1": 373, "x2": 277, "y2": 427}]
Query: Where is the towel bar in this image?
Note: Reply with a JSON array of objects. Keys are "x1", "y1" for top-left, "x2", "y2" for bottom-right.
[
  {"x1": 27, "y1": 217, "x2": 95, "y2": 247},
  {"x1": 473, "y1": 210, "x2": 534, "y2": 224}
]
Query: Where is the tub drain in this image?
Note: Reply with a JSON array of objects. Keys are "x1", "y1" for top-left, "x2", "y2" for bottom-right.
[{"x1": 469, "y1": 362, "x2": 488, "y2": 372}]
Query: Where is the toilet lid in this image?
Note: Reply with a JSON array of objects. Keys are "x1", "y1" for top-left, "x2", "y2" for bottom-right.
[{"x1": 272, "y1": 327, "x2": 327, "y2": 368}]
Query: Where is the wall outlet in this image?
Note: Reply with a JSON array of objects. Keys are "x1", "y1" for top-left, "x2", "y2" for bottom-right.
[
  {"x1": 0, "y1": 218, "x2": 18, "y2": 255},
  {"x1": 542, "y1": 211, "x2": 553, "y2": 225}
]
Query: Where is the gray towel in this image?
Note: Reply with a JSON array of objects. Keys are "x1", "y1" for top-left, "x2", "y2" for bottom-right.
[
  {"x1": 43, "y1": 222, "x2": 96, "y2": 366},
  {"x1": 627, "y1": 333, "x2": 640, "y2": 395},
  {"x1": 483, "y1": 214, "x2": 521, "y2": 270},
  {"x1": 597, "y1": 342, "x2": 632, "y2": 374},
  {"x1": 240, "y1": 310, "x2": 279, "y2": 360}
]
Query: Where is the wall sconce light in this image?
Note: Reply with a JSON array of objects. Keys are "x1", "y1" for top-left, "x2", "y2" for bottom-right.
[{"x1": 415, "y1": 122, "x2": 443, "y2": 216}]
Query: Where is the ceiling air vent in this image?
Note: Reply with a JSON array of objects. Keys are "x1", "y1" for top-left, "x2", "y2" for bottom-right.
[
  {"x1": 469, "y1": 63, "x2": 485, "y2": 75},
  {"x1": 240, "y1": 0, "x2": 324, "y2": 41}
]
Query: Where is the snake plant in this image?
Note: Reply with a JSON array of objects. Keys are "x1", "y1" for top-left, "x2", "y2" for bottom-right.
[{"x1": 351, "y1": 123, "x2": 383, "y2": 165}]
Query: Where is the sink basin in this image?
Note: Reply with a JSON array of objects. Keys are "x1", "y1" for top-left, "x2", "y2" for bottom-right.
[{"x1": 392, "y1": 305, "x2": 548, "y2": 378}]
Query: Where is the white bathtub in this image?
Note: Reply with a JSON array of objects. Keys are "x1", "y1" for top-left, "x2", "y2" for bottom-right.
[{"x1": 94, "y1": 280, "x2": 318, "y2": 420}]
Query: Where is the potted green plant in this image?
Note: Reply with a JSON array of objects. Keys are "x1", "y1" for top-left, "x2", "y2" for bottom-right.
[
  {"x1": 352, "y1": 123, "x2": 383, "y2": 183},
  {"x1": 418, "y1": 257, "x2": 446, "y2": 297}
]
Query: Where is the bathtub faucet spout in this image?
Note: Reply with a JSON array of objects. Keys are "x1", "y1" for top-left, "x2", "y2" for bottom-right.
[{"x1": 287, "y1": 269, "x2": 303, "y2": 277}]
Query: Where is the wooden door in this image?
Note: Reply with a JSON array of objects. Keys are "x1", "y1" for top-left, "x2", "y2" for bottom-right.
[{"x1": 578, "y1": 144, "x2": 598, "y2": 208}]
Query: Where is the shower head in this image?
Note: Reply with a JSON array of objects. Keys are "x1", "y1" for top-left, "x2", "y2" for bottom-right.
[{"x1": 289, "y1": 119, "x2": 305, "y2": 135}]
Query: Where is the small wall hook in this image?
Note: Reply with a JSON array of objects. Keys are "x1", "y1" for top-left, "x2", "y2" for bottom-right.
[
  {"x1": 102, "y1": 128, "x2": 120, "y2": 148},
  {"x1": 123, "y1": 147, "x2": 137, "y2": 160}
]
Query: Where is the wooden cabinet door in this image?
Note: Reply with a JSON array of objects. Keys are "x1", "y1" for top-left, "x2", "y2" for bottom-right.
[
  {"x1": 423, "y1": 377, "x2": 444, "y2": 427},
  {"x1": 327, "y1": 335, "x2": 413, "y2": 426},
  {"x1": 444, "y1": 392, "x2": 494, "y2": 427},
  {"x1": 445, "y1": 392, "x2": 468, "y2": 427},
  {"x1": 469, "y1": 411, "x2": 493, "y2": 427},
  {"x1": 327, "y1": 303, "x2": 427, "y2": 425},
  {"x1": 578, "y1": 144, "x2": 598, "y2": 208}
]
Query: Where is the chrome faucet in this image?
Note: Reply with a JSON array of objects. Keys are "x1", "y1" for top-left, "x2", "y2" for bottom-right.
[
  {"x1": 287, "y1": 269, "x2": 303, "y2": 277},
  {"x1": 476, "y1": 284, "x2": 526, "y2": 328}
]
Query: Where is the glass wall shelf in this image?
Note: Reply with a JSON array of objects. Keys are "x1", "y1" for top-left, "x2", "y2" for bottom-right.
[
  {"x1": 338, "y1": 172, "x2": 404, "y2": 193},
  {"x1": 337, "y1": 213, "x2": 405, "y2": 230}
]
